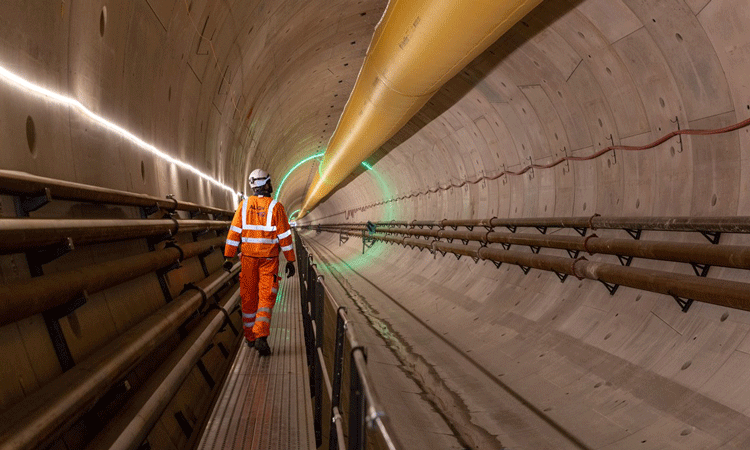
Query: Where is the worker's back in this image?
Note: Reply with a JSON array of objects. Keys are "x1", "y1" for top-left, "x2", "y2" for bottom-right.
[{"x1": 224, "y1": 195, "x2": 295, "y2": 261}]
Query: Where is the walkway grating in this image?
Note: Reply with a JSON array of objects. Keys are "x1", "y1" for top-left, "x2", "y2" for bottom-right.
[{"x1": 195, "y1": 268, "x2": 315, "y2": 450}]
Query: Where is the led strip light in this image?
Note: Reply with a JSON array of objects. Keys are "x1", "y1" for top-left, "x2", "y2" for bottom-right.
[{"x1": 0, "y1": 64, "x2": 240, "y2": 199}]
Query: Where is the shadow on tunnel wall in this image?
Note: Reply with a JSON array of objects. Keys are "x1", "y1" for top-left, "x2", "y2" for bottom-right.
[{"x1": 313, "y1": 0, "x2": 585, "y2": 209}]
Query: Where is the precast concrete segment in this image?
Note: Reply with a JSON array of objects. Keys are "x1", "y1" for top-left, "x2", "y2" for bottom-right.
[
  {"x1": 196, "y1": 257, "x2": 315, "y2": 450},
  {"x1": 299, "y1": 0, "x2": 543, "y2": 217},
  {"x1": 0, "y1": 218, "x2": 229, "y2": 253},
  {"x1": 0, "y1": 236, "x2": 225, "y2": 326},
  {"x1": 0, "y1": 264, "x2": 240, "y2": 450}
]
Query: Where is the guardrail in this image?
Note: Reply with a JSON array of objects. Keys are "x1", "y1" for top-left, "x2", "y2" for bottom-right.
[{"x1": 295, "y1": 231, "x2": 402, "y2": 450}]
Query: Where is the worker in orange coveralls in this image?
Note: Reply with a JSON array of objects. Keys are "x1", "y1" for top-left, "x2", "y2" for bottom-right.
[{"x1": 223, "y1": 169, "x2": 295, "y2": 356}]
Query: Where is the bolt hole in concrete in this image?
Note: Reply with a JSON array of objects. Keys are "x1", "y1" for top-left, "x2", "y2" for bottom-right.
[
  {"x1": 670, "y1": 146, "x2": 675, "y2": 156},
  {"x1": 681, "y1": 361, "x2": 692, "y2": 370},
  {"x1": 168, "y1": 86, "x2": 171, "y2": 101},
  {"x1": 712, "y1": 194, "x2": 717, "y2": 206},
  {"x1": 26, "y1": 115, "x2": 36, "y2": 155},
  {"x1": 659, "y1": 97, "x2": 665, "y2": 108},
  {"x1": 100, "y1": 6, "x2": 107, "y2": 37},
  {"x1": 594, "y1": 382, "x2": 603, "y2": 388},
  {"x1": 676, "y1": 32, "x2": 683, "y2": 41},
  {"x1": 141, "y1": 160, "x2": 145, "y2": 182},
  {"x1": 721, "y1": 312, "x2": 729, "y2": 322}
]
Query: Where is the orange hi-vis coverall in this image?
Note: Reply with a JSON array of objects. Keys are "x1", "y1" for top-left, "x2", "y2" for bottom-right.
[{"x1": 224, "y1": 195, "x2": 295, "y2": 341}]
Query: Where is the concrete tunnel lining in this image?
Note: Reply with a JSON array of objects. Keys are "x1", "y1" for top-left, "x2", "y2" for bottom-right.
[{"x1": 2, "y1": 0, "x2": 750, "y2": 448}]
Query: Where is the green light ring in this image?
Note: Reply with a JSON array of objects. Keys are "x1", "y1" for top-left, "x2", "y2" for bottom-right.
[{"x1": 274, "y1": 152, "x2": 325, "y2": 201}]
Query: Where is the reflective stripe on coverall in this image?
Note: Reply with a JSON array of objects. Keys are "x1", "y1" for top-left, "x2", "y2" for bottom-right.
[{"x1": 224, "y1": 195, "x2": 295, "y2": 340}]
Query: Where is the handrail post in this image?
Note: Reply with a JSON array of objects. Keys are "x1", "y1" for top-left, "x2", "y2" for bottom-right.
[
  {"x1": 313, "y1": 275, "x2": 325, "y2": 447},
  {"x1": 329, "y1": 307, "x2": 347, "y2": 450},
  {"x1": 305, "y1": 259, "x2": 317, "y2": 394},
  {"x1": 348, "y1": 348, "x2": 367, "y2": 450}
]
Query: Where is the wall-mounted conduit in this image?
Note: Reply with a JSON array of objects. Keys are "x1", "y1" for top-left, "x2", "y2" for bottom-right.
[{"x1": 314, "y1": 115, "x2": 750, "y2": 221}]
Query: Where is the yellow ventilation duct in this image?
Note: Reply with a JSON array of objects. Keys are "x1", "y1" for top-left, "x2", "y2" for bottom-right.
[{"x1": 298, "y1": 0, "x2": 542, "y2": 218}]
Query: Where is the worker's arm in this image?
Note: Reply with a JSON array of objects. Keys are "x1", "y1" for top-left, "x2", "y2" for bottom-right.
[
  {"x1": 274, "y1": 203, "x2": 296, "y2": 263},
  {"x1": 224, "y1": 200, "x2": 243, "y2": 261}
]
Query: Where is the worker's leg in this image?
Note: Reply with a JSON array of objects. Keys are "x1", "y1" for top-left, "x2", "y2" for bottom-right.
[
  {"x1": 253, "y1": 257, "x2": 280, "y2": 340},
  {"x1": 240, "y1": 256, "x2": 261, "y2": 344}
]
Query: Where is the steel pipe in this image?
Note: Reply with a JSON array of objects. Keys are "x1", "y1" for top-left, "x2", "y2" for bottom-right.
[
  {"x1": 323, "y1": 229, "x2": 750, "y2": 312},
  {"x1": 0, "y1": 170, "x2": 233, "y2": 216},
  {"x1": 319, "y1": 215, "x2": 750, "y2": 233},
  {"x1": 318, "y1": 225, "x2": 750, "y2": 271},
  {"x1": 85, "y1": 286, "x2": 241, "y2": 450},
  {"x1": 0, "y1": 218, "x2": 229, "y2": 253},
  {"x1": 0, "y1": 264, "x2": 240, "y2": 450},
  {"x1": 0, "y1": 237, "x2": 226, "y2": 326}
]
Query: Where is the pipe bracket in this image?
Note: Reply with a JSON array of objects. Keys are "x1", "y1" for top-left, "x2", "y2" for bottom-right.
[
  {"x1": 14, "y1": 187, "x2": 52, "y2": 216},
  {"x1": 181, "y1": 282, "x2": 209, "y2": 313}
]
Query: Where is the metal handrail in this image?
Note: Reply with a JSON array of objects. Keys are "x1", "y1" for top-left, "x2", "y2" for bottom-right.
[{"x1": 295, "y1": 232, "x2": 402, "y2": 450}]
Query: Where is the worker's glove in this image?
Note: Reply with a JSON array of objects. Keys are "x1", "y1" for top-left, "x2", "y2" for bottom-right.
[
  {"x1": 223, "y1": 258, "x2": 234, "y2": 272},
  {"x1": 285, "y1": 261, "x2": 296, "y2": 278}
]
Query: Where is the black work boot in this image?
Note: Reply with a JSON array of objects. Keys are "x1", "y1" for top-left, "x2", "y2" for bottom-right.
[
  {"x1": 245, "y1": 339, "x2": 255, "y2": 348},
  {"x1": 255, "y1": 336, "x2": 272, "y2": 356}
]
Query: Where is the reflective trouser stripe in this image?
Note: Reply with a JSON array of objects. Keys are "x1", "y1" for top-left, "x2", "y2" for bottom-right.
[
  {"x1": 258, "y1": 307, "x2": 272, "y2": 313},
  {"x1": 281, "y1": 244, "x2": 293, "y2": 252},
  {"x1": 257, "y1": 316, "x2": 271, "y2": 323},
  {"x1": 242, "y1": 312, "x2": 256, "y2": 319}
]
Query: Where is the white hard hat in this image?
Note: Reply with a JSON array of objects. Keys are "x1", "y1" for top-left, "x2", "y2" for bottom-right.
[{"x1": 249, "y1": 169, "x2": 271, "y2": 188}]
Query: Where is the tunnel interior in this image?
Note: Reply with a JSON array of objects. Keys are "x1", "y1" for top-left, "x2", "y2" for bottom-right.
[{"x1": 2, "y1": 0, "x2": 750, "y2": 449}]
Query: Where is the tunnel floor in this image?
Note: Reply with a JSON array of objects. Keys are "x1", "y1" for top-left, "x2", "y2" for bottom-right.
[{"x1": 195, "y1": 265, "x2": 316, "y2": 450}]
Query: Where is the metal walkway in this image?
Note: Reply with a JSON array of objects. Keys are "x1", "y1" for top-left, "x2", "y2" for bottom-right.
[{"x1": 195, "y1": 269, "x2": 316, "y2": 450}]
